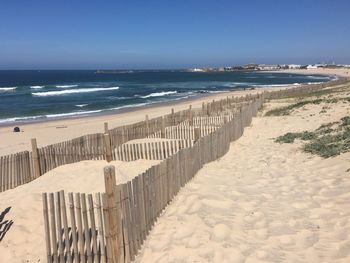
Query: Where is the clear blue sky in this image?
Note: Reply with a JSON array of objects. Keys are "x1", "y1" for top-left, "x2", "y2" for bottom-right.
[{"x1": 1, "y1": 0, "x2": 349, "y2": 69}]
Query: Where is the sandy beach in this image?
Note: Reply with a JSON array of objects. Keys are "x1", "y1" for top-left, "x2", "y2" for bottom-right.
[
  {"x1": 1, "y1": 79, "x2": 350, "y2": 263},
  {"x1": 134, "y1": 80, "x2": 350, "y2": 262},
  {"x1": 270, "y1": 67, "x2": 350, "y2": 78}
]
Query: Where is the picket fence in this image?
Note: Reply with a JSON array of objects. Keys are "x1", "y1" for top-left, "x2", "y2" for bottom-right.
[
  {"x1": 0, "y1": 151, "x2": 34, "y2": 192},
  {"x1": 114, "y1": 139, "x2": 194, "y2": 162}
]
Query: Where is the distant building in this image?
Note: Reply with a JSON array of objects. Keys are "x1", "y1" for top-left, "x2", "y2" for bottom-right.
[
  {"x1": 243, "y1": 64, "x2": 259, "y2": 70},
  {"x1": 258, "y1": 64, "x2": 280, "y2": 71},
  {"x1": 307, "y1": 64, "x2": 326, "y2": 69},
  {"x1": 288, "y1": 64, "x2": 302, "y2": 69},
  {"x1": 191, "y1": 68, "x2": 204, "y2": 72}
]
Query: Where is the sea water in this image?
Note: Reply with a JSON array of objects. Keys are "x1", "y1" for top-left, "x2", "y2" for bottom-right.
[{"x1": 0, "y1": 70, "x2": 334, "y2": 125}]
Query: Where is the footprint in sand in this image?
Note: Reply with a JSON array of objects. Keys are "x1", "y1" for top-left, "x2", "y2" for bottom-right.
[
  {"x1": 187, "y1": 201, "x2": 202, "y2": 214},
  {"x1": 292, "y1": 201, "x2": 312, "y2": 209},
  {"x1": 252, "y1": 228, "x2": 268, "y2": 240},
  {"x1": 201, "y1": 198, "x2": 232, "y2": 211},
  {"x1": 254, "y1": 219, "x2": 267, "y2": 228},
  {"x1": 187, "y1": 236, "x2": 200, "y2": 248},
  {"x1": 288, "y1": 219, "x2": 299, "y2": 228},
  {"x1": 173, "y1": 223, "x2": 195, "y2": 239},
  {"x1": 211, "y1": 224, "x2": 231, "y2": 242},
  {"x1": 244, "y1": 211, "x2": 264, "y2": 224},
  {"x1": 333, "y1": 240, "x2": 350, "y2": 258},
  {"x1": 279, "y1": 235, "x2": 295, "y2": 246},
  {"x1": 296, "y1": 230, "x2": 319, "y2": 249}
]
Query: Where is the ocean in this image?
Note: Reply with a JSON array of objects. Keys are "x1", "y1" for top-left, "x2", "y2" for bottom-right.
[{"x1": 0, "y1": 70, "x2": 334, "y2": 125}]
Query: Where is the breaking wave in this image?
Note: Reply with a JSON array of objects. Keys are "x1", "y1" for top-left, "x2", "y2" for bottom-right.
[
  {"x1": 32, "y1": 87, "x2": 120, "y2": 97},
  {"x1": 30, "y1": 86, "x2": 44, "y2": 89},
  {"x1": 0, "y1": 87, "x2": 16, "y2": 91},
  {"x1": 138, "y1": 91, "x2": 177, "y2": 98},
  {"x1": 56, "y1": 84, "x2": 78, "y2": 88}
]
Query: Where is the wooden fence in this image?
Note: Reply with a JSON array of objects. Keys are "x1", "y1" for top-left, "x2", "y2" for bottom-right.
[
  {"x1": 0, "y1": 151, "x2": 34, "y2": 192},
  {"x1": 41, "y1": 95, "x2": 262, "y2": 263},
  {"x1": 42, "y1": 191, "x2": 107, "y2": 263},
  {"x1": 113, "y1": 139, "x2": 194, "y2": 161}
]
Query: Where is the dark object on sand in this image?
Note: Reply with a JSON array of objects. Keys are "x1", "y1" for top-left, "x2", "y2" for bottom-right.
[{"x1": 13, "y1": 127, "x2": 20, "y2": 132}]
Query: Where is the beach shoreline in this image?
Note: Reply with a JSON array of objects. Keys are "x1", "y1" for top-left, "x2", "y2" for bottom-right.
[
  {"x1": 0, "y1": 85, "x2": 289, "y2": 156},
  {"x1": 266, "y1": 67, "x2": 350, "y2": 78},
  {"x1": 0, "y1": 73, "x2": 342, "y2": 156}
]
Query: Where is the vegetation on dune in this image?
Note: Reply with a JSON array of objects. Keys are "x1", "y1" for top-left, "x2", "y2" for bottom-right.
[
  {"x1": 275, "y1": 131, "x2": 317, "y2": 143},
  {"x1": 265, "y1": 84, "x2": 350, "y2": 116},
  {"x1": 281, "y1": 84, "x2": 350, "y2": 100},
  {"x1": 265, "y1": 99, "x2": 322, "y2": 116},
  {"x1": 275, "y1": 117, "x2": 350, "y2": 158}
]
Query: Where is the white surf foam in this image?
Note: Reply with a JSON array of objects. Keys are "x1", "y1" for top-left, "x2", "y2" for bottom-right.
[
  {"x1": 139, "y1": 91, "x2": 177, "y2": 98},
  {"x1": 0, "y1": 115, "x2": 46, "y2": 124},
  {"x1": 30, "y1": 86, "x2": 44, "y2": 89},
  {"x1": 45, "y1": 110, "x2": 103, "y2": 118},
  {"x1": 0, "y1": 87, "x2": 16, "y2": 91},
  {"x1": 75, "y1": 104, "x2": 88, "y2": 108},
  {"x1": 56, "y1": 84, "x2": 78, "y2": 88},
  {"x1": 32, "y1": 87, "x2": 119, "y2": 97},
  {"x1": 111, "y1": 103, "x2": 149, "y2": 110},
  {"x1": 306, "y1": 75, "x2": 331, "y2": 80},
  {"x1": 223, "y1": 82, "x2": 255, "y2": 87},
  {"x1": 254, "y1": 83, "x2": 302, "y2": 88},
  {"x1": 307, "y1": 82, "x2": 323, "y2": 85}
]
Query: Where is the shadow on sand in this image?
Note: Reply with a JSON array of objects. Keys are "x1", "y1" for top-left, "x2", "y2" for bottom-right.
[{"x1": 0, "y1": 207, "x2": 13, "y2": 242}]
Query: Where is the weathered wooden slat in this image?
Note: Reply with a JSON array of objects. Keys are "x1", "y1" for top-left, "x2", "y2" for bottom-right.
[
  {"x1": 68, "y1": 193, "x2": 79, "y2": 263},
  {"x1": 49, "y1": 193, "x2": 59, "y2": 263},
  {"x1": 75, "y1": 193, "x2": 86, "y2": 263},
  {"x1": 59, "y1": 191, "x2": 72, "y2": 263}
]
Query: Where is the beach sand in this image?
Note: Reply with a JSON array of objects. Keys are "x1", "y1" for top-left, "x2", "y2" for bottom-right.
[
  {"x1": 134, "y1": 82, "x2": 350, "y2": 263},
  {"x1": 270, "y1": 67, "x2": 350, "y2": 78},
  {"x1": 1, "y1": 80, "x2": 350, "y2": 262}
]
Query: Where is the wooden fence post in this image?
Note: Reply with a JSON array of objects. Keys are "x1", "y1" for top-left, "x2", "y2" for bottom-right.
[
  {"x1": 189, "y1": 105, "x2": 193, "y2": 125},
  {"x1": 42, "y1": 193, "x2": 52, "y2": 263},
  {"x1": 104, "y1": 166, "x2": 122, "y2": 263},
  {"x1": 161, "y1": 116, "x2": 165, "y2": 138},
  {"x1": 194, "y1": 127, "x2": 201, "y2": 142},
  {"x1": 31, "y1": 138, "x2": 41, "y2": 178},
  {"x1": 104, "y1": 122, "x2": 109, "y2": 134},
  {"x1": 145, "y1": 115, "x2": 149, "y2": 137},
  {"x1": 104, "y1": 134, "x2": 112, "y2": 162},
  {"x1": 171, "y1": 108, "x2": 175, "y2": 125}
]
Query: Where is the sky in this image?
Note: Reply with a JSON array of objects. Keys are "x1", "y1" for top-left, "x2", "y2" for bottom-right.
[{"x1": 0, "y1": 0, "x2": 349, "y2": 69}]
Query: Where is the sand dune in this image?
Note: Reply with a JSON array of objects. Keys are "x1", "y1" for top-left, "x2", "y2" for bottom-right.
[{"x1": 135, "y1": 90, "x2": 350, "y2": 262}]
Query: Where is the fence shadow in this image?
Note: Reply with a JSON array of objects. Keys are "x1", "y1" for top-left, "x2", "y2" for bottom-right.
[
  {"x1": 0, "y1": 207, "x2": 13, "y2": 242},
  {"x1": 52, "y1": 226, "x2": 106, "y2": 263}
]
